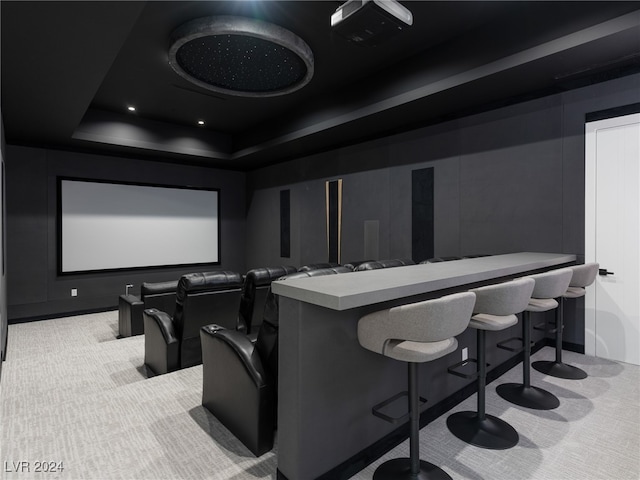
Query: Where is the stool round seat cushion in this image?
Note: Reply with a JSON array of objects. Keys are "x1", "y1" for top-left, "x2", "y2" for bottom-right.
[
  {"x1": 358, "y1": 291, "x2": 476, "y2": 363},
  {"x1": 385, "y1": 337, "x2": 458, "y2": 363},
  {"x1": 469, "y1": 313, "x2": 518, "y2": 331},
  {"x1": 526, "y1": 297, "x2": 559, "y2": 312},
  {"x1": 563, "y1": 286, "x2": 586, "y2": 298}
]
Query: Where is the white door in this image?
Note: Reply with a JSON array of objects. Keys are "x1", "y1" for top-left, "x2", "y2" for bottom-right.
[{"x1": 585, "y1": 113, "x2": 640, "y2": 366}]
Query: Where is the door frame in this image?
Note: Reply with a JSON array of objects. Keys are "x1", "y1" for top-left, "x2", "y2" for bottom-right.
[{"x1": 584, "y1": 112, "x2": 640, "y2": 357}]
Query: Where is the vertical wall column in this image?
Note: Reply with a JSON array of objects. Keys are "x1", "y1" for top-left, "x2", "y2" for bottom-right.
[
  {"x1": 412, "y1": 167, "x2": 434, "y2": 262},
  {"x1": 280, "y1": 189, "x2": 291, "y2": 258}
]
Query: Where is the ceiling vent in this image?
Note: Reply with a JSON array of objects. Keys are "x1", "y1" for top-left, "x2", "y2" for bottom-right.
[
  {"x1": 168, "y1": 16, "x2": 314, "y2": 97},
  {"x1": 331, "y1": 0, "x2": 413, "y2": 46}
]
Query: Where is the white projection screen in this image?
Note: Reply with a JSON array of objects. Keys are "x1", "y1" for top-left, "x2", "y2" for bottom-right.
[{"x1": 59, "y1": 179, "x2": 220, "y2": 273}]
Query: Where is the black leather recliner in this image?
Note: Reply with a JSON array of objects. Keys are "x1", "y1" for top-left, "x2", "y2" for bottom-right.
[
  {"x1": 297, "y1": 262, "x2": 340, "y2": 272},
  {"x1": 342, "y1": 260, "x2": 374, "y2": 271},
  {"x1": 354, "y1": 258, "x2": 415, "y2": 271},
  {"x1": 141, "y1": 280, "x2": 179, "y2": 314},
  {"x1": 238, "y1": 266, "x2": 297, "y2": 335},
  {"x1": 200, "y1": 266, "x2": 351, "y2": 456},
  {"x1": 421, "y1": 256, "x2": 463, "y2": 263},
  {"x1": 118, "y1": 280, "x2": 179, "y2": 337},
  {"x1": 144, "y1": 271, "x2": 243, "y2": 376}
]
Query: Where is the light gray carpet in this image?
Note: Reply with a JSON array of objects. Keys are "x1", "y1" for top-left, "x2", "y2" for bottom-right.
[
  {"x1": 351, "y1": 345, "x2": 640, "y2": 480},
  {"x1": 1, "y1": 311, "x2": 638, "y2": 480},
  {"x1": 0, "y1": 311, "x2": 276, "y2": 480}
]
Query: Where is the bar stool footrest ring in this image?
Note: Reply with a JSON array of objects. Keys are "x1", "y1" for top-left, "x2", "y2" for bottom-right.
[
  {"x1": 496, "y1": 336, "x2": 526, "y2": 353},
  {"x1": 447, "y1": 358, "x2": 490, "y2": 379},
  {"x1": 372, "y1": 391, "x2": 427, "y2": 424},
  {"x1": 533, "y1": 321, "x2": 557, "y2": 333}
]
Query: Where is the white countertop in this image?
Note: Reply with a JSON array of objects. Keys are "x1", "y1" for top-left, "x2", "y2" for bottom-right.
[{"x1": 271, "y1": 252, "x2": 576, "y2": 310}]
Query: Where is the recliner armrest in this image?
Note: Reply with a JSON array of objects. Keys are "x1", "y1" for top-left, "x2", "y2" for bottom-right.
[
  {"x1": 143, "y1": 308, "x2": 178, "y2": 345},
  {"x1": 201, "y1": 325, "x2": 267, "y2": 388}
]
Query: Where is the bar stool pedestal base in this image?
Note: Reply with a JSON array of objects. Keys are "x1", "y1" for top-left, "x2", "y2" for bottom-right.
[
  {"x1": 373, "y1": 458, "x2": 452, "y2": 480},
  {"x1": 496, "y1": 383, "x2": 559, "y2": 410},
  {"x1": 447, "y1": 411, "x2": 518, "y2": 449},
  {"x1": 532, "y1": 360, "x2": 587, "y2": 380}
]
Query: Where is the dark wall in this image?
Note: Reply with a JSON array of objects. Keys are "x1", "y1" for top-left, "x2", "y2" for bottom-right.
[
  {"x1": 246, "y1": 73, "x2": 640, "y2": 347},
  {"x1": 246, "y1": 95, "x2": 565, "y2": 267},
  {"x1": 1, "y1": 112, "x2": 7, "y2": 370},
  {"x1": 6, "y1": 147, "x2": 246, "y2": 321}
]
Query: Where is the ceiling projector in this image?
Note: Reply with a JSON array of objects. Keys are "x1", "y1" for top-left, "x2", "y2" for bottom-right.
[{"x1": 331, "y1": 0, "x2": 413, "y2": 46}]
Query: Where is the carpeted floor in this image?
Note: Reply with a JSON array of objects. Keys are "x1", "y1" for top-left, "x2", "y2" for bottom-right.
[{"x1": 1, "y1": 311, "x2": 638, "y2": 480}]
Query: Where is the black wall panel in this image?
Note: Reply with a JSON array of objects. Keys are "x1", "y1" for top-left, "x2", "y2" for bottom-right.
[
  {"x1": 326, "y1": 180, "x2": 341, "y2": 264},
  {"x1": 6, "y1": 147, "x2": 48, "y2": 306},
  {"x1": 411, "y1": 167, "x2": 434, "y2": 263},
  {"x1": 280, "y1": 189, "x2": 290, "y2": 258}
]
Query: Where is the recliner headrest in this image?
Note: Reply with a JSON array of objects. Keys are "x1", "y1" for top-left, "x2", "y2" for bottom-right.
[
  {"x1": 282, "y1": 266, "x2": 351, "y2": 280},
  {"x1": 245, "y1": 266, "x2": 298, "y2": 288},
  {"x1": 420, "y1": 256, "x2": 462, "y2": 264},
  {"x1": 178, "y1": 271, "x2": 243, "y2": 295},
  {"x1": 297, "y1": 262, "x2": 340, "y2": 272},
  {"x1": 378, "y1": 258, "x2": 415, "y2": 268},
  {"x1": 355, "y1": 259, "x2": 415, "y2": 271},
  {"x1": 141, "y1": 280, "x2": 179, "y2": 297},
  {"x1": 342, "y1": 260, "x2": 374, "y2": 271}
]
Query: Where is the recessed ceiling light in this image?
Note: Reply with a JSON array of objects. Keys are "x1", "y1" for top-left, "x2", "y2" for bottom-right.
[
  {"x1": 197, "y1": 120, "x2": 205, "y2": 126},
  {"x1": 127, "y1": 106, "x2": 136, "y2": 112}
]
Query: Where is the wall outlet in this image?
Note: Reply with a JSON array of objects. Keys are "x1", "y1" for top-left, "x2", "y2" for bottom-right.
[
  {"x1": 461, "y1": 347, "x2": 468, "y2": 361},
  {"x1": 71, "y1": 288, "x2": 78, "y2": 297}
]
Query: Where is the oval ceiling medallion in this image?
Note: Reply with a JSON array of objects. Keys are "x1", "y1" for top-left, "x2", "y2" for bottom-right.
[{"x1": 168, "y1": 16, "x2": 314, "y2": 98}]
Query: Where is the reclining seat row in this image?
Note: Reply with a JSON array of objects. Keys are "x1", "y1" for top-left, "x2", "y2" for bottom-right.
[
  {"x1": 353, "y1": 258, "x2": 415, "y2": 271},
  {"x1": 142, "y1": 260, "x2": 416, "y2": 376},
  {"x1": 118, "y1": 280, "x2": 179, "y2": 337},
  {"x1": 200, "y1": 266, "x2": 351, "y2": 456},
  {"x1": 141, "y1": 280, "x2": 179, "y2": 314},
  {"x1": 143, "y1": 271, "x2": 243, "y2": 376}
]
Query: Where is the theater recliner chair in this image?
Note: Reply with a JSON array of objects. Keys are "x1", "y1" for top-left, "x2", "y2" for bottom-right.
[
  {"x1": 297, "y1": 262, "x2": 339, "y2": 272},
  {"x1": 353, "y1": 258, "x2": 415, "y2": 271},
  {"x1": 141, "y1": 280, "x2": 179, "y2": 314},
  {"x1": 200, "y1": 266, "x2": 351, "y2": 456},
  {"x1": 238, "y1": 266, "x2": 297, "y2": 336},
  {"x1": 144, "y1": 271, "x2": 243, "y2": 376}
]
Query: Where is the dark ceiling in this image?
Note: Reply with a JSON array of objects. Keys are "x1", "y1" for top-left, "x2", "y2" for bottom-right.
[{"x1": 2, "y1": 1, "x2": 640, "y2": 171}]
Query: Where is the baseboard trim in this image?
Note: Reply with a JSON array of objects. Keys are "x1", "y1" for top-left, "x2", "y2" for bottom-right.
[
  {"x1": 278, "y1": 340, "x2": 550, "y2": 480},
  {"x1": 8, "y1": 306, "x2": 117, "y2": 325}
]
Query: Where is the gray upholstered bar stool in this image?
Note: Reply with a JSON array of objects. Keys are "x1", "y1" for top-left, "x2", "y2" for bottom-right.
[
  {"x1": 496, "y1": 268, "x2": 573, "y2": 410},
  {"x1": 533, "y1": 262, "x2": 599, "y2": 379},
  {"x1": 447, "y1": 277, "x2": 535, "y2": 449},
  {"x1": 358, "y1": 291, "x2": 476, "y2": 480}
]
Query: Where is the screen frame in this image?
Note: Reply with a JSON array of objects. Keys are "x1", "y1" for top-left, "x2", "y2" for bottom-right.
[{"x1": 56, "y1": 177, "x2": 221, "y2": 276}]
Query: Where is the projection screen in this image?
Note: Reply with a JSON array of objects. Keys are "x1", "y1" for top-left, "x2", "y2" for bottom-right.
[{"x1": 59, "y1": 178, "x2": 220, "y2": 273}]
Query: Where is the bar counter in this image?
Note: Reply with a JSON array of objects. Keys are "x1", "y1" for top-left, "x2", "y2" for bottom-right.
[{"x1": 272, "y1": 252, "x2": 576, "y2": 480}]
